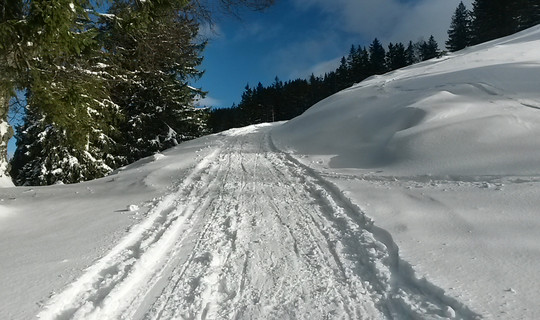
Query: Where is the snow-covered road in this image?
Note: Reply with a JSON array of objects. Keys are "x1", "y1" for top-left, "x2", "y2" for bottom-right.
[{"x1": 37, "y1": 126, "x2": 478, "y2": 320}]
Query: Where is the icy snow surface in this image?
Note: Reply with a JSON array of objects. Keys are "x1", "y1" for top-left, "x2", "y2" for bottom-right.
[{"x1": 2, "y1": 26, "x2": 540, "y2": 319}]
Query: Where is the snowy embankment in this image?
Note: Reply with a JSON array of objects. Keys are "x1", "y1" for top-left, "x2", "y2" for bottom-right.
[
  {"x1": 273, "y1": 25, "x2": 540, "y2": 319},
  {"x1": 1, "y1": 26, "x2": 540, "y2": 320}
]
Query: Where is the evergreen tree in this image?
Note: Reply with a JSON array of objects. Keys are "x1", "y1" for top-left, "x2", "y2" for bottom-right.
[
  {"x1": 6, "y1": 0, "x2": 121, "y2": 185},
  {"x1": 515, "y1": 0, "x2": 540, "y2": 31},
  {"x1": 343, "y1": 45, "x2": 355, "y2": 84},
  {"x1": 11, "y1": 103, "x2": 116, "y2": 185},
  {"x1": 4, "y1": 0, "x2": 274, "y2": 185},
  {"x1": 446, "y1": 1, "x2": 472, "y2": 52},
  {"x1": 405, "y1": 41, "x2": 419, "y2": 65},
  {"x1": 471, "y1": 0, "x2": 518, "y2": 44},
  {"x1": 419, "y1": 36, "x2": 441, "y2": 61},
  {"x1": 386, "y1": 42, "x2": 407, "y2": 71},
  {"x1": 368, "y1": 38, "x2": 387, "y2": 75},
  {"x1": 350, "y1": 46, "x2": 370, "y2": 83},
  {"x1": 335, "y1": 56, "x2": 351, "y2": 89},
  {"x1": 103, "y1": 1, "x2": 209, "y2": 163},
  {"x1": 0, "y1": 0, "x2": 24, "y2": 182}
]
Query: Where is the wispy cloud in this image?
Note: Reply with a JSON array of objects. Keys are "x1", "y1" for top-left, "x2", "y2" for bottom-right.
[
  {"x1": 259, "y1": 0, "x2": 475, "y2": 89},
  {"x1": 306, "y1": 57, "x2": 342, "y2": 78},
  {"x1": 231, "y1": 22, "x2": 284, "y2": 43},
  {"x1": 264, "y1": 33, "x2": 345, "y2": 80},
  {"x1": 292, "y1": 0, "x2": 473, "y2": 44},
  {"x1": 198, "y1": 22, "x2": 223, "y2": 41},
  {"x1": 195, "y1": 95, "x2": 222, "y2": 107}
]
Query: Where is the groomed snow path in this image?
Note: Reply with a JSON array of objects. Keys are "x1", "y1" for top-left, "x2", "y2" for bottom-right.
[{"x1": 38, "y1": 126, "x2": 479, "y2": 320}]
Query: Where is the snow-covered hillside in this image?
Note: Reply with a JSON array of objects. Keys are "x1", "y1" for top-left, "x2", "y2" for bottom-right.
[
  {"x1": 2, "y1": 26, "x2": 540, "y2": 319},
  {"x1": 273, "y1": 25, "x2": 540, "y2": 319}
]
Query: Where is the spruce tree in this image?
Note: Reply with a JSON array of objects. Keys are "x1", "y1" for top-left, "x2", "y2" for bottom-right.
[
  {"x1": 516, "y1": 0, "x2": 540, "y2": 31},
  {"x1": 5, "y1": 0, "x2": 121, "y2": 185},
  {"x1": 335, "y1": 56, "x2": 350, "y2": 89},
  {"x1": 419, "y1": 36, "x2": 441, "y2": 61},
  {"x1": 471, "y1": 0, "x2": 518, "y2": 44},
  {"x1": 368, "y1": 38, "x2": 387, "y2": 75},
  {"x1": 5, "y1": 0, "x2": 274, "y2": 185},
  {"x1": 446, "y1": 1, "x2": 472, "y2": 52},
  {"x1": 405, "y1": 41, "x2": 418, "y2": 65},
  {"x1": 103, "y1": 1, "x2": 209, "y2": 163},
  {"x1": 351, "y1": 46, "x2": 370, "y2": 83},
  {"x1": 0, "y1": 0, "x2": 25, "y2": 182},
  {"x1": 386, "y1": 42, "x2": 407, "y2": 71},
  {"x1": 11, "y1": 104, "x2": 116, "y2": 185},
  {"x1": 345, "y1": 45, "x2": 358, "y2": 84}
]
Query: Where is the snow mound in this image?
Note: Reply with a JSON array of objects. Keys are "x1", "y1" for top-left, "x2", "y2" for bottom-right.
[
  {"x1": 272, "y1": 26, "x2": 540, "y2": 319},
  {"x1": 220, "y1": 123, "x2": 274, "y2": 137},
  {"x1": 274, "y1": 25, "x2": 540, "y2": 177}
]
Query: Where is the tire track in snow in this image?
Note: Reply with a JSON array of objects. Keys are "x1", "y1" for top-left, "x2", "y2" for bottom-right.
[
  {"x1": 37, "y1": 148, "x2": 223, "y2": 320},
  {"x1": 140, "y1": 132, "x2": 383, "y2": 319},
  {"x1": 267, "y1": 134, "x2": 481, "y2": 319},
  {"x1": 38, "y1": 126, "x2": 481, "y2": 319}
]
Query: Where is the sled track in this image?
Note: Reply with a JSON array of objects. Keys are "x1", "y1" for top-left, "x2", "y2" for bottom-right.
[{"x1": 38, "y1": 127, "x2": 480, "y2": 320}]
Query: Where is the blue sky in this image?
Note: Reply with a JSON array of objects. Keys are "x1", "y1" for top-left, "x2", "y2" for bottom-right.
[{"x1": 194, "y1": 0, "x2": 472, "y2": 109}]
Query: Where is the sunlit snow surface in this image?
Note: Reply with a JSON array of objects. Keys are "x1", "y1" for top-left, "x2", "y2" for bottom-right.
[
  {"x1": 273, "y1": 25, "x2": 540, "y2": 319},
  {"x1": 2, "y1": 26, "x2": 540, "y2": 319}
]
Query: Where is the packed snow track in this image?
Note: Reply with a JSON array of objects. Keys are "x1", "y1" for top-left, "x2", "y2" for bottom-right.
[{"x1": 37, "y1": 125, "x2": 479, "y2": 320}]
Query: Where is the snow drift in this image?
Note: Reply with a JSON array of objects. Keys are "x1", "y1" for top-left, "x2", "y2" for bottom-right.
[{"x1": 274, "y1": 26, "x2": 540, "y2": 177}]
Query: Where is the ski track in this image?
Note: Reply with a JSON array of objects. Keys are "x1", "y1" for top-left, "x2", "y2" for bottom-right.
[{"x1": 37, "y1": 127, "x2": 480, "y2": 320}]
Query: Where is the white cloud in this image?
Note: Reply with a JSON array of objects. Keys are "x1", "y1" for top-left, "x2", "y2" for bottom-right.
[
  {"x1": 265, "y1": 34, "x2": 344, "y2": 80},
  {"x1": 195, "y1": 95, "x2": 222, "y2": 107},
  {"x1": 388, "y1": 0, "x2": 474, "y2": 45},
  {"x1": 263, "y1": 0, "x2": 476, "y2": 87},
  {"x1": 231, "y1": 22, "x2": 284, "y2": 43},
  {"x1": 292, "y1": 0, "x2": 474, "y2": 44},
  {"x1": 307, "y1": 57, "x2": 342, "y2": 78},
  {"x1": 286, "y1": 56, "x2": 342, "y2": 80},
  {"x1": 198, "y1": 22, "x2": 223, "y2": 41}
]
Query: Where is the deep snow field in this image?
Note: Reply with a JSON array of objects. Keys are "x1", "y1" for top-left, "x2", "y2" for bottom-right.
[{"x1": 2, "y1": 26, "x2": 540, "y2": 319}]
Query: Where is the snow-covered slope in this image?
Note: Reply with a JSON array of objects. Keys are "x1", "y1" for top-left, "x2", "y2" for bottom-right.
[
  {"x1": 273, "y1": 25, "x2": 540, "y2": 319},
  {"x1": 274, "y1": 26, "x2": 540, "y2": 177},
  {"x1": 0, "y1": 136, "x2": 221, "y2": 319},
  {"x1": 2, "y1": 26, "x2": 540, "y2": 320}
]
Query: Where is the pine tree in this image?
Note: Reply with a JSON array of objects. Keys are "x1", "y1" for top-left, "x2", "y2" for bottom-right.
[
  {"x1": 369, "y1": 38, "x2": 387, "y2": 75},
  {"x1": 419, "y1": 36, "x2": 441, "y2": 61},
  {"x1": 5, "y1": 0, "x2": 122, "y2": 185},
  {"x1": 515, "y1": 0, "x2": 540, "y2": 31},
  {"x1": 446, "y1": 1, "x2": 472, "y2": 52},
  {"x1": 103, "y1": 1, "x2": 209, "y2": 163},
  {"x1": 386, "y1": 42, "x2": 407, "y2": 71},
  {"x1": 405, "y1": 41, "x2": 418, "y2": 65},
  {"x1": 10, "y1": 103, "x2": 116, "y2": 185},
  {"x1": 0, "y1": 0, "x2": 26, "y2": 183},
  {"x1": 471, "y1": 0, "x2": 519, "y2": 44}
]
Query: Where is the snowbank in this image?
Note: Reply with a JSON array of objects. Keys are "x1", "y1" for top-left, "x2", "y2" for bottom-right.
[
  {"x1": 274, "y1": 26, "x2": 540, "y2": 177},
  {"x1": 272, "y1": 25, "x2": 540, "y2": 319}
]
